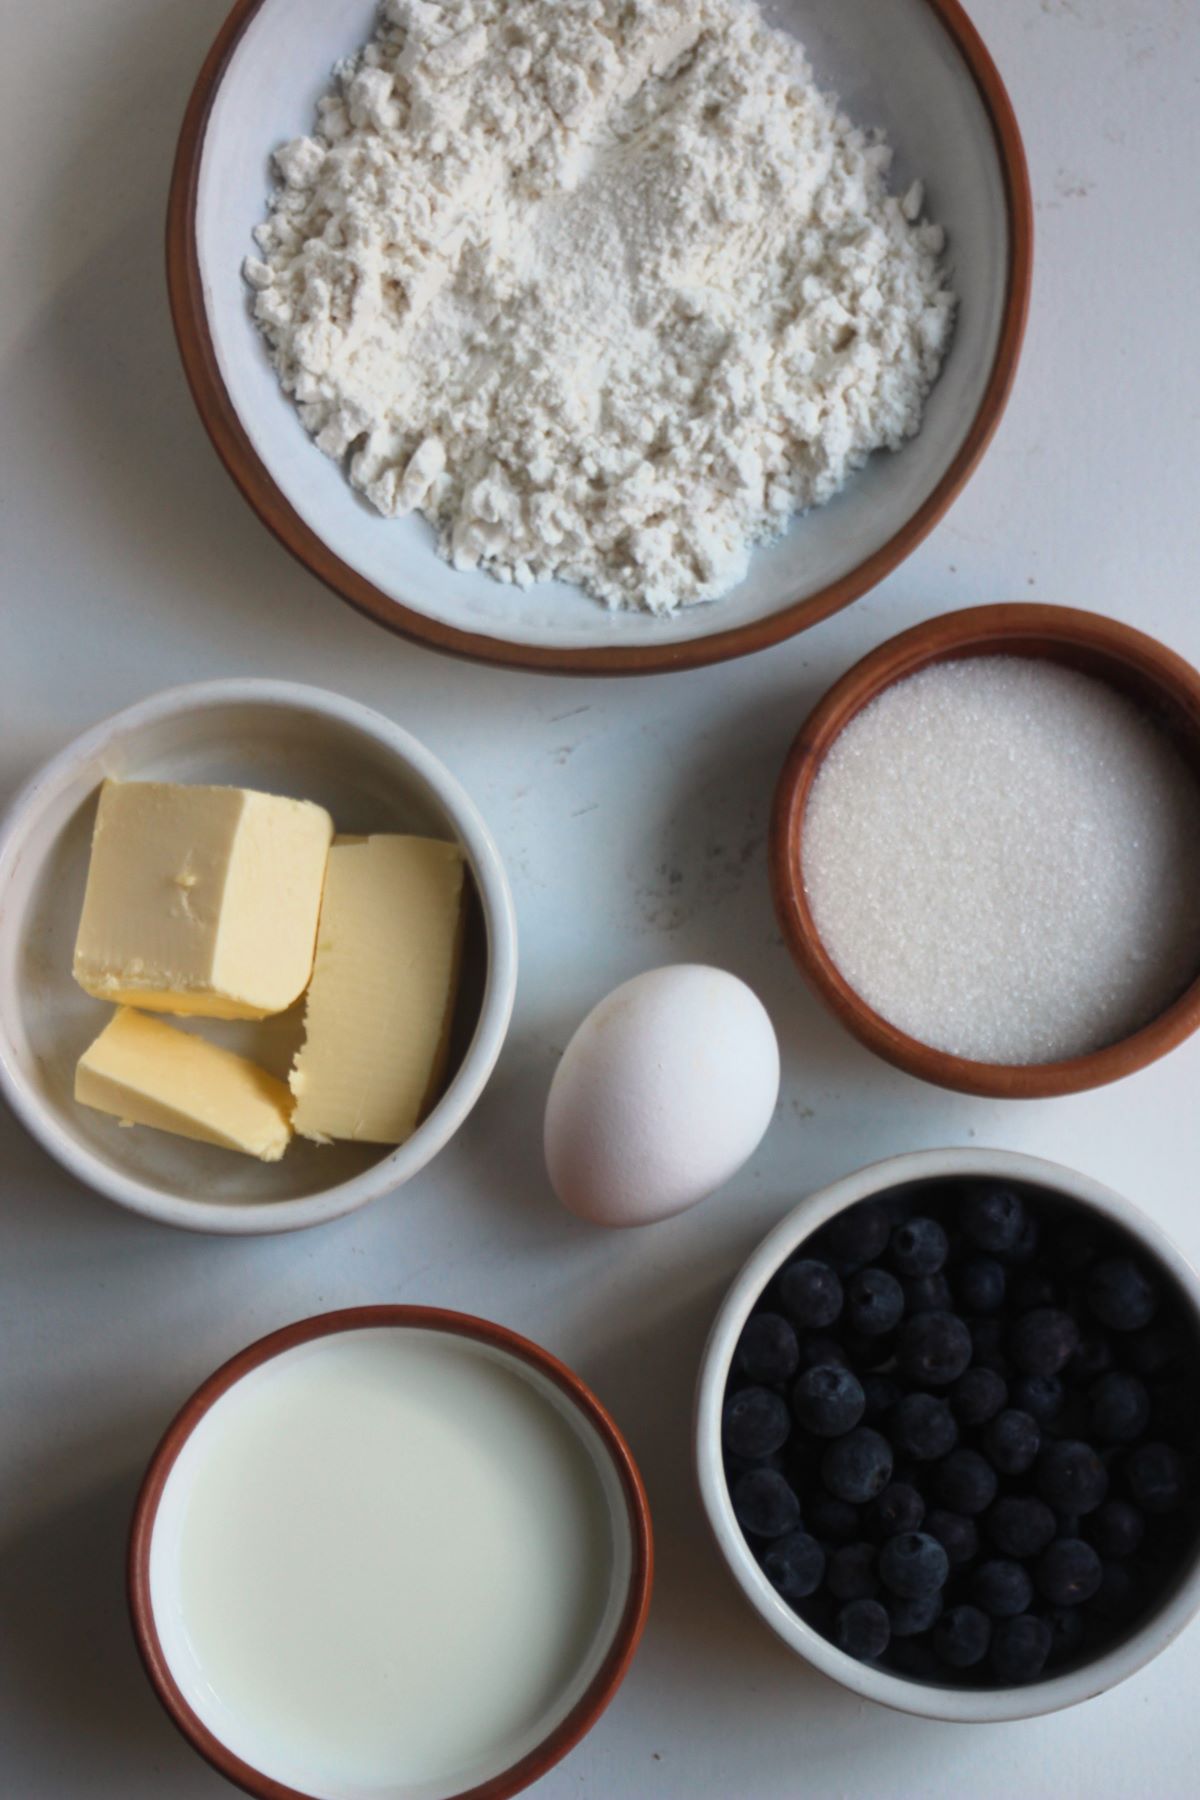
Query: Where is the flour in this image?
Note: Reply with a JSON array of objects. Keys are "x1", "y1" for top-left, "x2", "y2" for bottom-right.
[{"x1": 247, "y1": 0, "x2": 955, "y2": 613}]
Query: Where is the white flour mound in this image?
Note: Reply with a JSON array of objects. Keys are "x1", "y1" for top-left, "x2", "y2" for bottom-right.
[{"x1": 246, "y1": 0, "x2": 955, "y2": 613}]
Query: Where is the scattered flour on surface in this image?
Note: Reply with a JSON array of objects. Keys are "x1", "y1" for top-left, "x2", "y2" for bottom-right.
[
  {"x1": 246, "y1": 0, "x2": 955, "y2": 613},
  {"x1": 802, "y1": 659, "x2": 1200, "y2": 1065}
]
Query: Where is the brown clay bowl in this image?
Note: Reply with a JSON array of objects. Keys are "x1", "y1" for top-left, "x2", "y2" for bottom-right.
[
  {"x1": 129, "y1": 1307, "x2": 653, "y2": 1800},
  {"x1": 770, "y1": 604, "x2": 1200, "y2": 1099},
  {"x1": 167, "y1": 0, "x2": 1031, "y2": 675}
]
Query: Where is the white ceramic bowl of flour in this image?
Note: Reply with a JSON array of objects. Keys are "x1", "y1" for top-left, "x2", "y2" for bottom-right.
[
  {"x1": 131, "y1": 1309, "x2": 653, "y2": 1800},
  {"x1": 0, "y1": 681, "x2": 517, "y2": 1233},
  {"x1": 170, "y1": 0, "x2": 1031, "y2": 673}
]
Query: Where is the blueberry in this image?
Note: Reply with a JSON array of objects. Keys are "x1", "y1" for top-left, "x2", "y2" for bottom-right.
[
  {"x1": 951, "y1": 1367, "x2": 1007, "y2": 1427},
  {"x1": 990, "y1": 1614, "x2": 1051, "y2": 1683},
  {"x1": 722, "y1": 1387, "x2": 791, "y2": 1461},
  {"x1": 735, "y1": 1313, "x2": 801, "y2": 1386},
  {"x1": 1010, "y1": 1308, "x2": 1080, "y2": 1377},
  {"x1": 778, "y1": 1259, "x2": 843, "y2": 1331},
  {"x1": 1068, "y1": 1331, "x2": 1114, "y2": 1384},
  {"x1": 813, "y1": 1203, "x2": 891, "y2": 1276},
  {"x1": 1045, "y1": 1605, "x2": 1087, "y2": 1664},
  {"x1": 972, "y1": 1558, "x2": 1034, "y2": 1619},
  {"x1": 845, "y1": 1267, "x2": 905, "y2": 1337},
  {"x1": 956, "y1": 1255, "x2": 1006, "y2": 1313},
  {"x1": 792, "y1": 1364, "x2": 866, "y2": 1438},
  {"x1": 804, "y1": 1488, "x2": 860, "y2": 1543},
  {"x1": 887, "y1": 1591, "x2": 943, "y2": 1638},
  {"x1": 934, "y1": 1604, "x2": 992, "y2": 1669},
  {"x1": 1088, "y1": 1500, "x2": 1145, "y2": 1559},
  {"x1": 984, "y1": 1410, "x2": 1041, "y2": 1477},
  {"x1": 1011, "y1": 1374, "x2": 1063, "y2": 1427},
  {"x1": 796, "y1": 1333, "x2": 852, "y2": 1372},
  {"x1": 879, "y1": 1531, "x2": 950, "y2": 1599},
  {"x1": 890, "y1": 1216, "x2": 949, "y2": 1278},
  {"x1": 888, "y1": 1393, "x2": 958, "y2": 1461},
  {"x1": 902, "y1": 1273, "x2": 954, "y2": 1317},
  {"x1": 821, "y1": 1428, "x2": 894, "y2": 1504},
  {"x1": 897, "y1": 1312, "x2": 973, "y2": 1387},
  {"x1": 1089, "y1": 1372, "x2": 1150, "y2": 1444},
  {"x1": 834, "y1": 1597, "x2": 890, "y2": 1661},
  {"x1": 860, "y1": 1373, "x2": 903, "y2": 1423},
  {"x1": 935, "y1": 1449, "x2": 998, "y2": 1516},
  {"x1": 985, "y1": 1496, "x2": 1057, "y2": 1559},
  {"x1": 1036, "y1": 1538, "x2": 1102, "y2": 1607},
  {"x1": 826, "y1": 1541, "x2": 878, "y2": 1601},
  {"x1": 926, "y1": 1508, "x2": 979, "y2": 1567},
  {"x1": 761, "y1": 1529, "x2": 825, "y2": 1600},
  {"x1": 731, "y1": 1468, "x2": 802, "y2": 1539},
  {"x1": 1002, "y1": 1215, "x2": 1041, "y2": 1266},
  {"x1": 870, "y1": 1482, "x2": 925, "y2": 1538},
  {"x1": 1087, "y1": 1258, "x2": 1157, "y2": 1333},
  {"x1": 1036, "y1": 1440, "x2": 1109, "y2": 1515},
  {"x1": 1124, "y1": 1441, "x2": 1186, "y2": 1513},
  {"x1": 963, "y1": 1186, "x2": 1027, "y2": 1255}
]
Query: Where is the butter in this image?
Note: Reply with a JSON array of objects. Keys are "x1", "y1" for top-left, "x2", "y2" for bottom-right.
[
  {"x1": 290, "y1": 835, "x2": 466, "y2": 1145},
  {"x1": 73, "y1": 781, "x2": 333, "y2": 1020},
  {"x1": 76, "y1": 1008, "x2": 293, "y2": 1161}
]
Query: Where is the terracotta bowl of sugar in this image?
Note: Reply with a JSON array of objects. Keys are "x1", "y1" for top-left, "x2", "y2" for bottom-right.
[{"x1": 770, "y1": 604, "x2": 1200, "y2": 1099}]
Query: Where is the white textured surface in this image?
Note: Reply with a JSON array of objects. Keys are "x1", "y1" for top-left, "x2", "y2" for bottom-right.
[{"x1": 2, "y1": 2, "x2": 1200, "y2": 1797}]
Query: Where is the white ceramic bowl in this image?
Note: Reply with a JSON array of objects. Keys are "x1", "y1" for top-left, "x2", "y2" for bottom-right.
[
  {"x1": 169, "y1": 0, "x2": 1031, "y2": 674},
  {"x1": 0, "y1": 680, "x2": 517, "y2": 1234},
  {"x1": 695, "y1": 1148, "x2": 1200, "y2": 1722}
]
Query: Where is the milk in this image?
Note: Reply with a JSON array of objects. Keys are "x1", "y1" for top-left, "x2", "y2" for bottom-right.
[{"x1": 149, "y1": 1329, "x2": 627, "y2": 1799}]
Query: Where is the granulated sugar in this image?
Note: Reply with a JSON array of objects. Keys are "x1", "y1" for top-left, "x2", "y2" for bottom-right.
[{"x1": 802, "y1": 658, "x2": 1200, "y2": 1064}]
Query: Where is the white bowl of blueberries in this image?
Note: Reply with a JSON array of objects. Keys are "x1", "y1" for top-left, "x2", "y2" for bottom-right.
[{"x1": 694, "y1": 1148, "x2": 1200, "y2": 1721}]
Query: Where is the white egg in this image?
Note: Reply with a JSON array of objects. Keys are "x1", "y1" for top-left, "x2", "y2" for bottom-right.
[{"x1": 544, "y1": 964, "x2": 780, "y2": 1228}]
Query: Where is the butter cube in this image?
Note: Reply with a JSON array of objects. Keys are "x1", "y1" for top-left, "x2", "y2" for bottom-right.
[
  {"x1": 289, "y1": 835, "x2": 466, "y2": 1145},
  {"x1": 76, "y1": 1008, "x2": 293, "y2": 1161},
  {"x1": 73, "y1": 781, "x2": 333, "y2": 1020}
]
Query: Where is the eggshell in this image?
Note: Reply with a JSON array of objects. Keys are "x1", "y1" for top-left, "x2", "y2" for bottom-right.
[{"x1": 544, "y1": 964, "x2": 780, "y2": 1227}]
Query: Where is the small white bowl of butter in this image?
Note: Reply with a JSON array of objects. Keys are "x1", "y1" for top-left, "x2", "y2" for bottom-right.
[{"x1": 0, "y1": 679, "x2": 517, "y2": 1233}]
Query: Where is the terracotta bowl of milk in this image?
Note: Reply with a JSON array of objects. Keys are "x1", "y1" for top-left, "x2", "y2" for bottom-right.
[
  {"x1": 771, "y1": 604, "x2": 1200, "y2": 1099},
  {"x1": 130, "y1": 1307, "x2": 652, "y2": 1800}
]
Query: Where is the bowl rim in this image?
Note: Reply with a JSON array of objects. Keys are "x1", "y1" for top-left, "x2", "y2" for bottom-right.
[
  {"x1": 694, "y1": 1146, "x2": 1200, "y2": 1723},
  {"x1": 770, "y1": 602, "x2": 1200, "y2": 1099},
  {"x1": 0, "y1": 677, "x2": 518, "y2": 1236},
  {"x1": 128, "y1": 1305, "x2": 655, "y2": 1800},
  {"x1": 166, "y1": 0, "x2": 1033, "y2": 677}
]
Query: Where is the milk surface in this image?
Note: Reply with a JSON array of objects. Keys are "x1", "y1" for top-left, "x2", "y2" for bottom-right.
[{"x1": 150, "y1": 1329, "x2": 622, "y2": 1798}]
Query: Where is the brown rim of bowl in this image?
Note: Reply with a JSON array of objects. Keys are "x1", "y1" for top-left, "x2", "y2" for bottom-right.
[
  {"x1": 127, "y1": 1306, "x2": 654, "y2": 1800},
  {"x1": 166, "y1": 0, "x2": 1033, "y2": 677},
  {"x1": 770, "y1": 603, "x2": 1200, "y2": 1100}
]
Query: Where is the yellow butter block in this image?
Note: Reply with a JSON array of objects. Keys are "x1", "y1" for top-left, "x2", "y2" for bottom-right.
[
  {"x1": 289, "y1": 835, "x2": 466, "y2": 1146},
  {"x1": 73, "y1": 781, "x2": 333, "y2": 1020},
  {"x1": 76, "y1": 1008, "x2": 293, "y2": 1162}
]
